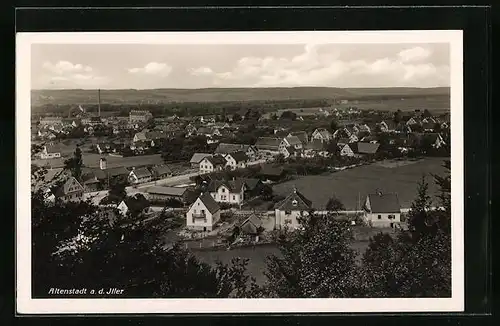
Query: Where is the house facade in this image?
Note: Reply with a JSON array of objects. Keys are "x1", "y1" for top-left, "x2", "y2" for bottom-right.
[
  {"x1": 199, "y1": 156, "x2": 226, "y2": 174},
  {"x1": 40, "y1": 145, "x2": 61, "y2": 159},
  {"x1": 209, "y1": 179, "x2": 245, "y2": 205},
  {"x1": 53, "y1": 177, "x2": 84, "y2": 202},
  {"x1": 364, "y1": 192, "x2": 401, "y2": 228},
  {"x1": 186, "y1": 193, "x2": 221, "y2": 232},
  {"x1": 274, "y1": 188, "x2": 312, "y2": 229},
  {"x1": 224, "y1": 151, "x2": 249, "y2": 170},
  {"x1": 311, "y1": 128, "x2": 332, "y2": 143},
  {"x1": 190, "y1": 153, "x2": 213, "y2": 168},
  {"x1": 128, "y1": 167, "x2": 153, "y2": 184},
  {"x1": 129, "y1": 110, "x2": 153, "y2": 123}
]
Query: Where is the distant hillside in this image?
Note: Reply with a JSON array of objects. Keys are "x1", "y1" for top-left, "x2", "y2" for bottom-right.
[{"x1": 31, "y1": 87, "x2": 450, "y2": 106}]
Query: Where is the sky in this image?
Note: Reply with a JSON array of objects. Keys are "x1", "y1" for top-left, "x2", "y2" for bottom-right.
[{"x1": 31, "y1": 43, "x2": 450, "y2": 90}]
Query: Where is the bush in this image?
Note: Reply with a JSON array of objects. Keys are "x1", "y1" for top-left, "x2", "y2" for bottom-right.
[{"x1": 219, "y1": 203, "x2": 233, "y2": 210}]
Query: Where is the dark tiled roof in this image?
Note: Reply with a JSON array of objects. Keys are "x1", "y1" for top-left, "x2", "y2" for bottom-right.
[
  {"x1": 357, "y1": 142, "x2": 380, "y2": 154},
  {"x1": 255, "y1": 137, "x2": 281, "y2": 148},
  {"x1": 152, "y1": 165, "x2": 172, "y2": 176},
  {"x1": 227, "y1": 151, "x2": 249, "y2": 163},
  {"x1": 105, "y1": 166, "x2": 130, "y2": 178},
  {"x1": 197, "y1": 192, "x2": 220, "y2": 214},
  {"x1": 132, "y1": 167, "x2": 152, "y2": 178},
  {"x1": 45, "y1": 145, "x2": 61, "y2": 153},
  {"x1": 367, "y1": 193, "x2": 401, "y2": 213},
  {"x1": 240, "y1": 214, "x2": 263, "y2": 234},
  {"x1": 305, "y1": 139, "x2": 327, "y2": 151},
  {"x1": 274, "y1": 188, "x2": 312, "y2": 211},
  {"x1": 207, "y1": 179, "x2": 245, "y2": 193},
  {"x1": 289, "y1": 131, "x2": 308, "y2": 144},
  {"x1": 205, "y1": 155, "x2": 226, "y2": 166},
  {"x1": 243, "y1": 178, "x2": 261, "y2": 190},
  {"x1": 53, "y1": 177, "x2": 84, "y2": 198},
  {"x1": 214, "y1": 143, "x2": 251, "y2": 154},
  {"x1": 284, "y1": 135, "x2": 302, "y2": 146},
  {"x1": 190, "y1": 153, "x2": 212, "y2": 164},
  {"x1": 146, "y1": 186, "x2": 187, "y2": 196},
  {"x1": 124, "y1": 195, "x2": 150, "y2": 212},
  {"x1": 145, "y1": 131, "x2": 165, "y2": 140}
]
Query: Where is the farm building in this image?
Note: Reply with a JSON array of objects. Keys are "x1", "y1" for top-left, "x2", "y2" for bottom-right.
[
  {"x1": 190, "y1": 153, "x2": 212, "y2": 168},
  {"x1": 145, "y1": 186, "x2": 189, "y2": 204},
  {"x1": 128, "y1": 167, "x2": 153, "y2": 184},
  {"x1": 363, "y1": 192, "x2": 401, "y2": 228}
]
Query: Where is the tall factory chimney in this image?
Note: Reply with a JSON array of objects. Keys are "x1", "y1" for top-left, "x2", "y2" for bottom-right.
[{"x1": 98, "y1": 89, "x2": 101, "y2": 117}]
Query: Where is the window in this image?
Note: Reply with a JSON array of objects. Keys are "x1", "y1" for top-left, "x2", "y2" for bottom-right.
[
  {"x1": 201, "y1": 209, "x2": 205, "y2": 215},
  {"x1": 285, "y1": 210, "x2": 291, "y2": 215},
  {"x1": 388, "y1": 214, "x2": 395, "y2": 220},
  {"x1": 292, "y1": 200, "x2": 298, "y2": 207},
  {"x1": 377, "y1": 215, "x2": 382, "y2": 219},
  {"x1": 222, "y1": 188, "x2": 226, "y2": 193},
  {"x1": 232, "y1": 195, "x2": 236, "y2": 200}
]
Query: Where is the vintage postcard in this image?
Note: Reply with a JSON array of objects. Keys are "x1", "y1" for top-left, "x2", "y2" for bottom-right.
[{"x1": 17, "y1": 30, "x2": 463, "y2": 314}]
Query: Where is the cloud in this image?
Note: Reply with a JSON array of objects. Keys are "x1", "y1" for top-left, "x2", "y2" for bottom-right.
[
  {"x1": 398, "y1": 46, "x2": 432, "y2": 63},
  {"x1": 42, "y1": 61, "x2": 93, "y2": 75},
  {"x1": 188, "y1": 66, "x2": 214, "y2": 76},
  {"x1": 128, "y1": 62, "x2": 172, "y2": 77},
  {"x1": 192, "y1": 44, "x2": 449, "y2": 88},
  {"x1": 41, "y1": 60, "x2": 109, "y2": 88}
]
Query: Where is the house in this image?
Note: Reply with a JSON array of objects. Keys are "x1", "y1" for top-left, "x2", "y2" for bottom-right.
[
  {"x1": 258, "y1": 165, "x2": 285, "y2": 182},
  {"x1": 364, "y1": 192, "x2": 401, "y2": 228},
  {"x1": 337, "y1": 138, "x2": 351, "y2": 146},
  {"x1": 88, "y1": 116, "x2": 104, "y2": 126},
  {"x1": 379, "y1": 120, "x2": 397, "y2": 133},
  {"x1": 422, "y1": 117, "x2": 436, "y2": 124},
  {"x1": 406, "y1": 117, "x2": 421, "y2": 126},
  {"x1": 190, "y1": 153, "x2": 213, "y2": 168},
  {"x1": 151, "y1": 165, "x2": 173, "y2": 180},
  {"x1": 197, "y1": 127, "x2": 221, "y2": 138},
  {"x1": 255, "y1": 137, "x2": 282, "y2": 154},
  {"x1": 357, "y1": 142, "x2": 380, "y2": 155},
  {"x1": 185, "y1": 124, "x2": 198, "y2": 136},
  {"x1": 80, "y1": 171, "x2": 102, "y2": 192},
  {"x1": 280, "y1": 146, "x2": 299, "y2": 159},
  {"x1": 145, "y1": 186, "x2": 189, "y2": 203},
  {"x1": 239, "y1": 214, "x2": 264, "y2": 237},
  {"x1": 340, "y1": 142, "x2": 380, "y2": 157},
  {"x1": 117, "y1": 195, "x2": 151, "y2": 217},
  {"x1": 40, "y1": 145, "x2": 62, "y2": 159},
  {"x1": 39, "y1": 116, "x2": 63, "y2": 126},
  {"x1": 413, "y1": 132, "x2": 446, "y2": 149},
  {"x1": 133, "y1": 132, "x2": 148, "y2": 143},
  {"x1": 52, "y1": 177, "x2": 84, "y2": 202},
  {"x1": 274, "y1": 187, "x2": 312, "y2": 229},
  {"x1": 422, "y1": 122, "x2": 436, "y2": 132},
  {"x1": 199, "y1": 155, "x2": 227, "y2": 174},
  {"x1": 208, "y1": 179, "x2": 246, "y2": 205},
  {"x1": 128, "y1": 167, "x2": 153, "y2": 184},
  {"x1": 129, "y1": 110, "x2": 153, "y2": 123},
  {"x1": 303, "y1": 139, "x2": 328, "y2": 158},
  {"x1": 186, "y1": 192, "x2": 221, "y2": 232},
  {"x1": 224, "y1": 151, "x2": 249, "y2": 170},
  {"x1": 288, "y1": 131, "x2": 309, "y2": 145},
  {"x1": 242, "y1": 178, "x2": 264, "y2": 197},
  {"x1": 96, "y1": 143, "x2": 119, "y2": 154},
  {"x1": 348, "y1": 133, "x2": 359, "y2": 143},
  {"x1": 340, "y1": 143, "x2": 359, "y2": 157},
  {"x1": 214, "y1": 143, "x2": 257, "y2": 158},
  {"x1": 280, "y1": 135, "x2": 303, "y2": 151},
  {"x1": 333, "y1": 127, "x2": 351, "y2": 139}
]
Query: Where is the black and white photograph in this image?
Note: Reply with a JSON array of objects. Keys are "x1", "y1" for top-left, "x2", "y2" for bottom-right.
[{"x1": 17, "y1": 31, "x2": 464, "y2": 314}]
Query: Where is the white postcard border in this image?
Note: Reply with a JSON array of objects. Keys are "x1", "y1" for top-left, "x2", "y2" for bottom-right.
[{"x1": 16, "y1": 30, "x2": 464, "y2": 314}]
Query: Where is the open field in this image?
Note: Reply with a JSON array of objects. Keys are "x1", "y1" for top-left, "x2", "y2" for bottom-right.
[
  {"x1": 193, "y1": 240, "x2": 372, "y2": 285},
  {"x1": 272, "y1": 157, "x2": 448, "y2": 210},
  {"x1": 31, "y1": 87, "x2": 450, "y2": 106},
  {"x1": 32, "y1": 153, "x2": 168, "y2": 169}
]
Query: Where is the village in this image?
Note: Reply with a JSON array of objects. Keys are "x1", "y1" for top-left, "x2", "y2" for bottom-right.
[{"x1": 31, "y1": 92, "x2": 450, "y2": 252}]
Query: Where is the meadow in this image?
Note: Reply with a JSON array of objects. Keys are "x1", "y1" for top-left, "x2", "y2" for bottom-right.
[{"x1": 272, "y1": 157, "x2": 448, "y2": 211}]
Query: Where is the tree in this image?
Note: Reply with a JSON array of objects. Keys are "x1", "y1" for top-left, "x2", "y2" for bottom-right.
[
  {"x1": 329, "y1": 119, "x2": 339, "y2": 132},
  {"x1": 232, "y1": 113, "x2": 242, "y2": 122},
  {"x1": 108, "y1": 175, "x2": 128, "y2": 201},
  {"x1": 325, "y1": 196, "x2": 345, "y2": 213},
  {"x1": 360, "y1": 165, "x2": 451, "y2": 298},
  {"x1": 393, "y1": 109, "x2": 403, "y2": 124},
  {"x1": 279, "y1": 111, "x2": 297, "y2": 121},
  {"x1": 31, "y1": 192, "x2": 258, "y2": 298},
  {"x1": 64, "y1": 145, "x2": 83, "y2": 181},
  {"x1": 261, "y1": 215, "x2": 359, "y2": 298},
  {"x1": 275, "y1": 153, "x2": 286, "y2": 164}
]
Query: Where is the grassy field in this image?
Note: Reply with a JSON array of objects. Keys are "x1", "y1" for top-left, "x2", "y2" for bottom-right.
[
  {"x1": 272, "y1": 157, "x2": 448, "y2": 210},
  {"x1": 31, "y1": 87, "x2": 450, "y2": 106},
  {"x1": 32, "y1": 153, "x2": 166, "y2": 169},
  {"x1": 193, "y1": 241, "x2": 371, "y2": 285}
]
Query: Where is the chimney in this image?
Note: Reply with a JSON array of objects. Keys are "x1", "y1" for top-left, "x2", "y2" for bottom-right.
[{"x1": 99, "y1": 157, "x2": 107, "y2": 170}]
